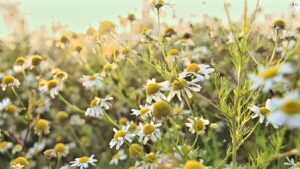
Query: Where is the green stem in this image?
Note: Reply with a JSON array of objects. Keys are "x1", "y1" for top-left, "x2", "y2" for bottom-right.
[
  {"x1": 58, "y1": 93, "x2": 85, "y2": 114},
  {"x1": 68, "y1": 125, "x2": 89, "y2": 155}
]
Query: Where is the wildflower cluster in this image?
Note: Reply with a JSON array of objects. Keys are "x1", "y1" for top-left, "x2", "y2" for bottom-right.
[{"x1": 0, "y1": 0, "x2": 300, "y2": 169}]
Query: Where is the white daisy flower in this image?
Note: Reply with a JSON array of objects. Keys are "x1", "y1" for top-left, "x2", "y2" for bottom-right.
[
  {"x1": 13, "y1": 56, "x2": 29, "y2": 73},
  {"x1": 1, "y1": 75, "x2": 20, "y2": 91},
  {"x1": 54, "y1": 143, "x2": 69, "y2": 158},
  {"x1": 249, "y1": 63, "x2": 294, "y2": 92},
  {"x1": 145, "y1": 79, "x2": 169, "y2": 103},
  {"x1": 137, "y1": 121, "x2": 162, "y2": 144},
  {"x1": 0, "y1": 141, "x2": 13, "y2": 153},
  {"x1": 85, "y1": 95, "x2": 113, "y2": 117},
  {"x1": 131, "y1": 104, "x2": 152, "y2": 120},
  {"x1": 70, "y1": 155, "x2": 97, "y2": 169},
  {"x1": 269, "y1": 92, "x2": 300, "y2": 128},
  {"x1": 285, "y1": 157, "x2": 300, "y2": 169},
  {"x1": 10, "y1": 157, "x2": 29, "y2": 169},
  {"x1": 179, "y1": 63, "x2": 214, "y2": 80},
  {"x1": 109, "y1": 149, "x2": 127, "y2": 165},
  {"x1": 173, "y1": 102, "x2": 191, "y2": 116},
  {"x1": 136, "y1": 152, "x2": 159, "y2": 169},
  {"x1": 0, "y1": 98, "x2": 10, "y2": 111},
  {"x1": 186, "y1": 117, "x2": 209, "y2": 135},
  {"x1": 80, "y1": 73, "x2": 104, "y2": 90},
  {"x1": 250, "y1": 99, "x2": 278, "y2": 128},
  {"x1": 109, "y1": 126, "x2": 135, "y2": 150},
  {"x1": 167, "y1": 77, "x2": 201, "y2": 101},
  {"x1": 39, "y1": 79, "x2": 63, "y2": 98}
]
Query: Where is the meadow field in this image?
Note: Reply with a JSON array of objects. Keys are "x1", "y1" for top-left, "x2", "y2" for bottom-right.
[{"x1": 0, "y1": 0, "x2": 300, "y2": 168}]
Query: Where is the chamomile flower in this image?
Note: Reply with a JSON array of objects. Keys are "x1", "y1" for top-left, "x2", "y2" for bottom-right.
[
  {"x1": 34, "y1": 119, "x2": 50, "y2": 136},
  {"x1": 10, "y1": 157, "x2": 29, "y2": 169},
  {"x1": 0, "y1": 141, "x2": 13, "y2": 153},
  {"x1": 80, "y1": 73, "x2": 104, "y2": 90},
  {"x1": 109, "y1": 149, "x2": 127, "y2": 165},
  {"x1": 109, "y1": 126, "x2": 135, "y2": 150},
  {"x1": 249, "y1": 63, "x2": 294, "y2": 92},
  {"x1": 137, "y1": 121, "x2": 162, "y2": 144},
  {"x1": 180, "y1": 63, "x2": 214, "y2": 81},
  {"x1": 70, "y1": 155, "x2": 97, "y2": 169},
  {"x1": 184, "y1": 160, "x2": 205, "y2": 169},
  {"x1": 145, "y1": 79, "x2": 169, "y2": 103},
  {"x1": 173, "y1": 102, "x2": 191, "y2": 116},
  {"x1": 250, "y1": 99, "x2": 278, "y2": 128},
  {"x1": 1, "y1": 75, "x2": 20, "y2": 91},
  {"x1": 85, "y1": 95, "x2": 113, "y2": 117},
  {"x1": 13, "y1": 56, "x2": 28, "y2": 72},
  {"x1": 131, "y1": 104, "x2": 152, "y2": 120},
  {"x1": 285, "y1": 157, "x2": 300, "y2": 169},
  {"x1": 167, "y1": 78, "x2": 201, "y2": 101},
  {"x1": 39, "y1": 79, "x2": 63, "y2": 98},
  {"x1": 149, "y1": 0, "x2": 172, "y2": 10},
  {"x1": 26, "y1": 140, "x2": 46, "y2": 158},
  {"x1": 135, "y1": 153, "x2": 157, "y2": 169},
  {"x1": 269, "y1": 92, "x2": 300, "y2": 128},
  {"x1": 54, "y1": 143, "x2": 69, "y2": 158},
  {"x1": 186, "y1": 117, "x2": 209, "y2": 135},
  {"x1": 52, "y1": 68, "x2": 68, "y2": 81},
  {"x1": 167, "y1": 48, "x2": 182, "y2": 61},
  {"x1": 30, "y1": 55, "x2": 43, "y2": 68},
  {"x1": 100, "y1": 63, "x2": 117, "y2": 77}
]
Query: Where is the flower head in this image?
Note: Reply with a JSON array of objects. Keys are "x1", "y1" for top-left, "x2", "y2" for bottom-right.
[
  {"x1": 70, "y1": 155, "x2": 97, "y2": 169},
  {"x1": 1, "y1": 75, "x2": 20, "y2": 91}
]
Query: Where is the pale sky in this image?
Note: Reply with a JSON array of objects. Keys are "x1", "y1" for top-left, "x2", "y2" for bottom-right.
[{"x1": 0, "y1": 0, "x2": 297, "y2": 37}]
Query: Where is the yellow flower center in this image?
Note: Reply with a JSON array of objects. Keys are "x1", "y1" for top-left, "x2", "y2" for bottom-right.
[
  {"x1": 54, "y1": 143, "x2": 65, "y2": 153},
  {"x1": 152, "y1": 100, "x2": 172, "y2": 119},
  {"x1": 259, "y1": 107, "x2": 270, "y2": 116},
  {"x1": 127, "y1": 13, "x2": 136, "y2": 21},
  {"x1": 140, "y1": 107, "x2": 149, "y2": 114},
  {"x1": 56, "y1": 111, "x2": 69, "y2": 122},
  {"x1": 280, "y1": 99, "x2": 300, "y2": 115},
  {"x1": 113, "y1": 152, "x2": 120, "y2": 159},
  {"x1": 168, "y1": 49, "x2": 180, "y2": 56},
  {"x1": 47, "y1": 79, "x2": 58, "y2": 89},
  {"x1": 11, "y1": 157, "x2": 29, "y2": 166},
  {"x1": 13, "y1": 144, "x2": 23, "y2": 152},
  {"x1": 146, "y1": 82, "x2": 160, "y2": 95},
  {"x1": 99, "y1": 21, "x2": 116, "y2": 34},
  {"x1": 75, "y1": 45, "x2": 83, "y2": 52},
  {"x1": 90, "y1": 98, "x2": 98, "y2": 107},
  {"x1": 0, "y1": 141, "x2": 8, "y2": 148},
  {"x1": 114, "y1": 130, "x2": 126, "y2": 140},
  {"x1": 60, "y1": 36, "x2": 69, "y2": 43},
  {"x1": 184, "y1": 160, "x2": 204, "y2": 169},
  {"x1": 192, "y1": 119, "x2": 205, "y2": 131},
  {"x1": 259, "y1": 66, "x2": 279, "y2": 79},
  {"x1": 119, "y1": 117, "x2": 128, "y2": 125},
  {"x1": 79, "y1": 156, "x2": 89, "y2": 163},
  {"x1": 143, "y1": 124, "x2": 155, "y2": 135},
  {"x1": 172, "y1": 78, "x2": 188, "y2": 91},
  {"x1": 31, "y1": 55, "x2": 43, "y2": 66},
  {"x1": 103, "y1": 63, "x2": 113, "y2": 72},
  {"x1": 35, "y1": 119, "x2": 49, "y2": 130},
  {"x1": 129, "y1": 144, "x2": 143, "y2": 159},
  {"x1": 145, "y1": 152, "x2": 156, "y2": 163},
  {"x1": 175, "y1": 108, "x2": 183, "y2": 114},
  {"x1": 7, "y1": 104, "x2": 17, "y2": 113},
  {"x1": 296, "y1": 161, "x2": 300, "y2": 167},
  {"x1": 16, "y1": 57, "x2": 25, "y2": 65},
  {"x1": 186, "y1": 63, "x2": 200, "y2": 73},
  {"x1": 2, "y1": 75, "x2": 15, "y2": 85},
  {"x1": 129, "y1": 122, "x2": 137, "y2": 130},
  {"x1": 89, "y1": 75, "x2": 97, "y2": 80}
]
